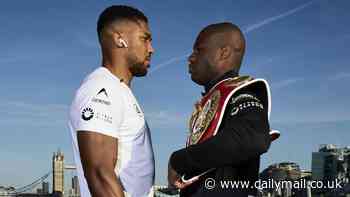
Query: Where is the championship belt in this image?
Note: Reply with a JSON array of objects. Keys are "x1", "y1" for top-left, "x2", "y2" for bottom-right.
[
  {"x1": 181, "y1": 76, "x2": 280, "y2": 184},
  {"x1": 188, "y1": 76, "x2": 279, "y2": 146}
]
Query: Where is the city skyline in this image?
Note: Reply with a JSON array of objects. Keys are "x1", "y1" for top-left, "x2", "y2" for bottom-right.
[
  {"x1": 3, "y1": 145, "x2": 348, "y2": 196},
  {"x1": 1, "y1": 0, "x2": 350, "y2": 187}
]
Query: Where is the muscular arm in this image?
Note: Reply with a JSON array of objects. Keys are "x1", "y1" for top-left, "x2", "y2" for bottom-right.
[
  {"x1": 78, "y1": 131, "x2": 124, "y2": 197},
  {"x1": 170, "y1": 93, "x2": 271, "y2": 175}
]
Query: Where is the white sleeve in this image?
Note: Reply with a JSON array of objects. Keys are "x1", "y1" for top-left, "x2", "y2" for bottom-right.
[{"x1": 74, "y1": 86, "x2": 124, "y2": 138}]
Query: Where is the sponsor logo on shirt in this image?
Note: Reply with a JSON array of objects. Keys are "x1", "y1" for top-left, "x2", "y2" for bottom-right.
[
  {"x1": 81, "y1": 107, "x2": 112, "y2": 123},
  {"x1": 230, "y1": 101, "x2": 264, "y2": 116},
  {"x1": 97, "y1": 88, "x2": 108, "y2": 97},
  {"x1": 92, "y1": 88, "x2": 111, "y2": 106},
  {"x1": 95, "y1": 112, "x2": 113, "y2": 124},
  {"x1": 81, "y1": 107, "x2": 94, "y2": 121},
  {"x1": 230, "y1": 94, "x2": 260, "y2": 105},
  {"x1": 91, "y1": 98, "x2": 111, "y2": 105}
]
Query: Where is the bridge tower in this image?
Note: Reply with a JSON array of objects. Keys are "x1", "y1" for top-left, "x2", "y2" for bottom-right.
[{"x1": 52, "y1": 150, "x2": 64, "y2": 193}]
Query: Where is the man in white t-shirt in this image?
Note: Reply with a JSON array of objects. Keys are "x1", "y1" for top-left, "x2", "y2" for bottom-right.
[{"x1": 68, "y1": 5, "x2": 155, "y2": 197}]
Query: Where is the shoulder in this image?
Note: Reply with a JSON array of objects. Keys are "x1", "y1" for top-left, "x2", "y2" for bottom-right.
[
  {"x1": 77, "y1": 69, "x2": 123, "y2": 100},
  {"x1": 226, "y1": 90, "x2": 265, "y2": 117},
  {"x1": 71, "y1": 68, "x2": 125, "y2": 112},
  {"x1": 224, "y1": 77, "x2": 270, "y2": 118}
]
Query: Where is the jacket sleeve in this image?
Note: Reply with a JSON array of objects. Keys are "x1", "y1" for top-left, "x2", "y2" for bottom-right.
[{"x1": 170, "y1": 92, "x2": 271, "y2": 175}]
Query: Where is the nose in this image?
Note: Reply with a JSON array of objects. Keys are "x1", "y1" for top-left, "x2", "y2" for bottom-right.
[
  {"x1": 149, "y1": 43, "x2": 154, "y2": 54},
  {"x1": 188, "y1": 52, "x2": 195, "y2": 64}
]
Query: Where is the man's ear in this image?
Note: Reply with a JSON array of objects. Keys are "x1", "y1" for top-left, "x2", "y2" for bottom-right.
[
  {"x1": 112, "y1": 32, "x2": 127, "y2": 48},
  {"x1": 219, "y1": 46, "x2": 232, "y2": 60}
]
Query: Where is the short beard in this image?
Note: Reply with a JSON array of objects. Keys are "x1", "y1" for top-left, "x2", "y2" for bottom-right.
[
  {"x1": 126, "y1": 53, "x2": 147, "y2": 77},
  {"x1": 130, "y1": 63, "x2": 147, "y2": 77}
]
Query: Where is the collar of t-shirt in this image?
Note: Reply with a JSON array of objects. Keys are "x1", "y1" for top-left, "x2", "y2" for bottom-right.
[
  {"x1": 101, "y1": 66, "x2": 129, "y2": 86},
  {"x1": 203, "y1": 69, "x2": 238, "y2": 94}
]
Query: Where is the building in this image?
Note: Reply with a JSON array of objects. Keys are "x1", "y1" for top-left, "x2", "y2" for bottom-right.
[
  {"x1": 36, "y1": 182, "x2": 49, "y2": 195},
  {"x1": 259, "y1": 162, "x2": 309, "y2": 197},
  {"x1": 0, "y1": 186, "x2": 16, "y2": 197},
  {"x1": 312, "y1": 144, "x2": 350, "y2": 182},
  {"x1": 52, "y1": 151, "x2": 64, "y2": 193},
  {"x1": 36, "y1": 188, "x2": 43, "y2": 194},
  {"x1": 68, "y1": 176, "x2": 80, "y2": 197},
  {"x1": 17, "y1": 193, "x2": 55, "y2": 197},
  {"x1": 260, "y1": 162, "x2": 302, "y2": 181},
  {"x1": 154, "y1": 185, "x2": 179, "y2": 197},
  {"x1": 300, "y1": 170, "x2": 312, "y2": 179},
  {"x1": 42, "y1": 182, "x2": 49, "y2": 194},
  {"x1": 312, "y1": 144, "x2": 350, "y2": 196}
]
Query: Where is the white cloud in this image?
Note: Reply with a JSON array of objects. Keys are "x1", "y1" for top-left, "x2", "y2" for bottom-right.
[
  {"x1": 0, "y1": 100, "x2": 190, "y2": 129},
  {"x1": 146, "y1": 110, "x2": 187, "y2": 128},
  {"x1": 243, "y1": 0, "x2": 315, "y2": 33},
  {"x1": 150, "y1": 1, "x2": 316, "y2": 74},
  {"x1": 272, "y1": 78, "x2": 304, "y2": 89},
  {"x1": 148, "y1": 54, "x2": 190, "y2": 75},
  {"x1": 0, "y1": 100, "x2": 69, "y2": 128},
  {"x1": 328, "y1": 72, "x2": 350, "y2": 80}
]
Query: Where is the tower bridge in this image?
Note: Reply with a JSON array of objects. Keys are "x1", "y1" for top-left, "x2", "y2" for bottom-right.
[{"x1": 0, "y1": 151, "x2": 78, "y2": 197}]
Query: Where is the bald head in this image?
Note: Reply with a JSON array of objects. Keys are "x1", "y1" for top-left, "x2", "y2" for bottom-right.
[
  {"x1": 197, "y1": 22, "x2": 246, "y2": 72},
  {"x1": 188, "y1": 22, "x2": 246, "y2": 86}
]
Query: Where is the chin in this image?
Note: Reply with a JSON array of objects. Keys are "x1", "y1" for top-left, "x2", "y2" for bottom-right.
[
  {"x1": 131, "y1": 62, "x2": 148, "y2": 77},
  {"x1": 191, "y1": 75, "x2": 202, "y2": 85},
  {"x1": 134, "y1": 69, "x2": 147, "y2": 77}
]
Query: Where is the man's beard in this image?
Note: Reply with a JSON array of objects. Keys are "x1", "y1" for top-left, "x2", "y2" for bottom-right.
[
  {"x1": 130, "y1": 63, "x2": 148, "y2": 77},
  {"x1": 128, "y1": 55, "x2": 148, "y2": 77}
]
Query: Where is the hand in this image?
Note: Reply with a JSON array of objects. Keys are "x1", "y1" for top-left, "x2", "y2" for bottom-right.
[
  {"x1": 168, "y1": 163, "x2": 180, "y2": 188},
  {"x1": 174, "y1": 178, "x2": 197, "y2": 189},
  {"x1": 168, "y1": 163, "x2": 197, "y2": 189}
]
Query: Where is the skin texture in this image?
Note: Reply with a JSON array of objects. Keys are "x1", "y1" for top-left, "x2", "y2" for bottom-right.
[
  {"x1": 100, "y1": 19, "x2": 154, "y2": 86},
  {"x1": 78, "y1": 132, "x2": 124, "y2": 197},
  {"x1": 168, "y1": 23, "x2": 246, "y2": 189},
  {"x1": 125, "y1": 21, "x2": 153, "y2": 77},
  {"x1": 168, "y1": 164, "x2": 197, "y2": 190},
  {"x1": 188, "y1": 23, "x2": 245, "y2": 86},
  {"x1": 78, "y1": 18, "x2": 154, "y2": 197}
]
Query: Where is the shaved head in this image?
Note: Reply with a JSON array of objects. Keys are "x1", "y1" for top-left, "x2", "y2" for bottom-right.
[
  {"x1": 196, "y1": 22, "x2": 246, "y2": 71},
  {"x1": 188, "y1": 22, "x2": 246, "y2": 85}
]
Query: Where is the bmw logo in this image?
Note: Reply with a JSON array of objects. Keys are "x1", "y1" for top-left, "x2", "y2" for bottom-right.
[{"x1": 82, "y1": 107, "x2": 94, "y2": 121}]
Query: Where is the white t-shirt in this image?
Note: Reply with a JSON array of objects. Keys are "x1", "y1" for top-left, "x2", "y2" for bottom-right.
[{"x1": 68, "y1": 67, "x2": 155, "y2": 197}]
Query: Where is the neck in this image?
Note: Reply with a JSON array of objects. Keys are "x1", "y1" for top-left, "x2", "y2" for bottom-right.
[
  {"x1": 102, "y1": 56, "x2": 133, "y2": 87},
  {"x1": 204, "y1": 69, "x2": 238, "y2": 93}
]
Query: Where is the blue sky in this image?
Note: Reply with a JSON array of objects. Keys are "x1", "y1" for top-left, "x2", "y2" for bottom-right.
[{"x1": 1, "y1": 0, "x2": 350, "y2": 191}]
